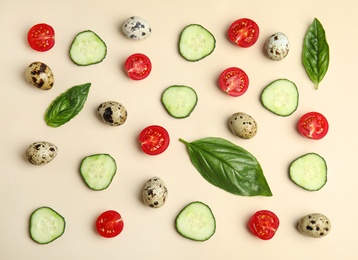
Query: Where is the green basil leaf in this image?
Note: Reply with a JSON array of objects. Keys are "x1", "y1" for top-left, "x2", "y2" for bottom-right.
[
  {"x1": 302, "y1": 18, "x2": 330, "y2": 90},
  {"x1": 44, "y1": 83, "x2": 91, "y2": 127},
  {"x1": 180, "y1": 137, "x2": 272, "y2": 197}
]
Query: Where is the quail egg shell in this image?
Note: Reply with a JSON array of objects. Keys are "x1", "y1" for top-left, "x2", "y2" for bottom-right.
[
  {"x1": 26, "y1": 141, "x2": 58, "y2": 165},
  {"x1": 97, "y1": 101, "x2": 127, "y2": 126},
  {"x1": 229, "y1": 112, "x2": 257, "y2": 139},
  {"x1": 25, "y1": 61, "x2": 54, "y2": 90},
  {"x1": 142, "y1": 177, "x2": 168, "y2": 208},
  {"x1": 297, "y1": 213, "x2": 331, "y2": 238},
  {"x1": 122, "y1": 16, "x2": 151, "y2": 40},
  {"x1": 264, "y1": 32, "x2": 290, "y2": 61}
]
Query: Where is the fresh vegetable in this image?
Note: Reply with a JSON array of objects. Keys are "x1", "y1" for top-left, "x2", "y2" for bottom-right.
[
  {"x1": 178, "y1": 24, "x2": 216, "y2": 61},
  {"x1": 44, "y1": 83, "x2": 91, "y2": 127},
  {"x1": 122, "y1": 16, "x2": 151, "y2": 40},
  {"x1": 260, "y1": 78, "x2": 299, "y2": 116},
  {"x1": 248, "y1": 210, "x2": 279, "y2": 240},
  {"x1": 297, "y1": 112, "x2": 329, "y2": 140},
  {"x1": 80, "y1": 154, "x2": 117, "y2": 190},
  {"x1": 70, "y1": 30, "x2": 107, "y2": 66},
  {"x1": 289, "y1": 153, "x2": 327, "y2": 191},
  {"x1": 26, "y1": 141, "x2": 58, "y2": 166},
  {"x1": 161, "y1": 85, "x2": 198, "y2": 118},
  {"x1": 29, "y1": 206, "x2": 65, "y2": 244},
  {"x1": 302, "y1": 18, "x2": 330, "y2": 90},
  {"x1": 218, "y1": 67, "x2": 249, "y2": 97},
  {"x1": 227, "y1": 18, "x2": 259, "y2": 48},
  {"x1": 179, "y1": 137, "x2": 272, "y2": 196},
  {"x1": 264, "y1": 32, "x2": 290, "y2": 61},
  {"x1": 124, "y1": 53, "x2": 152, "y2": 80},
  {"x1": 139, "y1": 125, "x2": 170, "y2": 155},
  {"x1": 175, "y1": 201, "x2": 216, "y2": 241},
  {"x1": 97, "y1": 101, "x2": 127, "y2": 126},
  {"x1": 27, "y1": 23, "x2": 55, "y2": 52},
  {"x1": 25, "y1": 62, "x2": 54, "y2": 90},
  {"x1": 96, "y1": 210, "x2": 124, "y2": 238},
  {"x1": 142, "y1": 177, "x2": 168, "y2": 208},
  {"x1": 229, "y1": 112, "x2": 257, "y2": 139},
  {"x1": 297, "y1": 213, "x2": 331, "y2": 238}
]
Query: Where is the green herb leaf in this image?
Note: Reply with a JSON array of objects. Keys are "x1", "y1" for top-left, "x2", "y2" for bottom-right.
[
  {"x1": 44, "y1": 83, "x2": 91, "y2": 127},
  {"x1": 302, "y1": 18, "x2": 330, "y2": 90},
  {"x1": 179, "y1": 137, "x2": 272, "y2": 197}
]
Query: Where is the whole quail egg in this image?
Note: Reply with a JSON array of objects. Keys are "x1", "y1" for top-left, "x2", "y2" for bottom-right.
[
  {"x1": 25, "y1": 61, "x2": 54, "y2": 90},
  {"x1": 97, "y1": 101, "x2": 127, "y2": 126},
  {"x1": 264, "y1": 32, "x2": 290, "y2": 61},
  {"x1": 297, "y1": 213, "x2": 331, "y2": 238},
  {"x1": 142, "y1": 177, "x2": 168, "y2": 208},
  {"x1": 229, "y1": 112, "x2": 257, "y2": 139},
  {"x1": 26, "y1": 141, "x2": 58, "y2": 165},
  {"x1": 122, "y1": 16, "x2": 151, "y2": 40}
]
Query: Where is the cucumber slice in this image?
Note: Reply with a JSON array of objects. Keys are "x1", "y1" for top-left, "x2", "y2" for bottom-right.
[
  {"x1": 70, "y1": 30, "x2": 107, "y2": 66},
  {"x1": 162, "y1": 85, "x2": 198, "y2": 118},
  {"x1": 80, "y1": 154, "x2": 117, "y2": 190},
  {"x1": 260, "y1": 78, "x2": 299, "y2": 116},
  {"x1": 179, "y1": 24, "x2": 216, "y2": 61},
  {"x1": 175, "y1": 201, "x2": 216, "y2": 241},
  {"x1": 289, "y1": 153, "x2": 327, "y2": 191},
  {"x1": 30, "y1": 206, "x2": 65, "y2": 244}
]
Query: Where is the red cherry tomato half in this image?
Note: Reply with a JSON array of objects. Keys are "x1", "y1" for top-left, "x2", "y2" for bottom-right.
[
  {"x1": 124, "y1": 53, "x2": 152, "y2": 80},
  {"x1": 248, "y1": 210, "x2": 279, "y2": 240},
  {"x1": 27, "y1": 23, "x2": 55, "y2": 52},
  {"x1": 96, "y1": 210, "x2": 124, "y2": 238},
  {"x1": 298, "y1": 112, "x2": 329, "y2": 140},
  {"x1": 139, "y1": 125, "x2": 170, "y2": 155},
  {"x1": 228, "y1": 18, "x2": 259, "y2": 48},
  {"x1": 219, "y1": 67, "x2": 249, "y2": 97}
]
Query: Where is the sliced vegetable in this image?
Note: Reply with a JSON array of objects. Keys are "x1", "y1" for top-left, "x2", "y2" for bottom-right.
[
  {"x1": 248, "y1": 210, "x2": 279, "y2": 240},
  {"x1": 289, "y1": 153, "x2": 327, "y2": 191},
  {"x1": 80, "y1": 154, "x2": 117, "y2": 190},
  {"x1": 228, "y1": 18, "x2": 259, "y2": 48},
  {"x1": 175, "y1": 201, "x2": 216, "y2": 241},
  {"x1": 298, "y1": 112, "x2": 329, "y2": 140},
  {"x1": 162, "y1": 85, "x2": 198, "y2": 118},
  {"x1": 260, "y1": 78, "x2": 299, "y2": 116},
  {"x1": 44, "y1": 83, "x2": 91, "y2": 127},
  {"x1": 179, "y1": 24, "x2": 216, "y2": 61},
  {"x1": 124, "y1": 53, "x2": 152, "y2": 80},
  {"x1": 179, "y1": 137, "x2": 272, "y2": 196},
  {"x1": 96, "y1": 210, "x2": 124, "y2": 238},
  {"x1": 219, "y1": 67, "x2": 249, "y2": 97},
  {"x1": 27, "y1": 23, "x2": 55, "y2": 52},
  {"x1": 139, "y1": 125, "x2": 170, "y2": 155}
]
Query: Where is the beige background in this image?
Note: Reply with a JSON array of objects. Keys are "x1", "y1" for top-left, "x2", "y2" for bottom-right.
[{"x1": 1, "y1": 0, "x2": 357, "y2": 259}]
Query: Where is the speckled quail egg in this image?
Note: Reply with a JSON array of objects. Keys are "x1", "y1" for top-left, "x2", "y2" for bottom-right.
[
  {"x1": 297, "y1": 213, "x2": 331, "y2": 238},
  {"x1": 142, "y1": 177, "x2": 168, "y2": 208},
  {"x1": 264, "y1": 32, "x2": 290, "y2": 61},
  {"x1": 229, "y1": 112, "x2": 257, "y2": 139},
  {"x1": 25, "y1": 61, "x2": 54, "y2": 90},
  {"x1": 26, "y1": 141, "x2": 58, "y2": 165},
  {"x1": 122, "y1": 16, "x2": 151, "y2": 40},
  {"x1": 97, "y1": 101, "x2": 127, "y2": 126}
]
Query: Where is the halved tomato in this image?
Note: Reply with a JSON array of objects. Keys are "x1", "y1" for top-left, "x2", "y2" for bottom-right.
[
  {"x1": 27, "y1": 23, "x2": 55, "y2": 52},
  {"x1": 124, "y1": 53, "x2": 152, "y2": 80},
  {"x1": 228, "y1": 18, "x2": 259, "y2": 48},
  {"x1": 219, "y1": 67, "x2": 249, "y2": 97},
  {"x1": 96, "y1": 210, "x2": 124, "y2": 238},
  {"x1": 298, "y1": 112, "x2": 329, "y2": 140},
  {"x1": 139, "y1": 125, "x2": 170, "y2": 155},
  {"x1": 248, "y1": 210, "x2": 279, "y2": 240}
]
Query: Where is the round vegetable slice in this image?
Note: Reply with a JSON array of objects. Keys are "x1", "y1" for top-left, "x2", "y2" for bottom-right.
[
  {"x1": 228, "y1": 18, "x2": 259, "y2": 47},
  {"x1": 124, "y1": 53, "x2": 152, "y2": 80},
  {"x1": 96, "y1": 210, "x2": 124, "y2": 238},
  {"x1": 27, "y1": 23, "x2": 55, "y2": 52},
  {"x1": 219, "y1": 67, "x2": 249, "y2": 97},
  {"x1": 297, "y1": 112, "x2": 329, "y2": 140},
  {"x1": 248, "y1": 210, "x2": 279, "y2": 240},
  {"x1": 139, "y1": 125, "x2": 170, "y2": 155}
]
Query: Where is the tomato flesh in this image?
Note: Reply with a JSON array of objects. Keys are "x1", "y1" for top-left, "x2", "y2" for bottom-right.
[
  {"x1": 298, "y1": 112, "x2": 329, "y2": 140},
  {"x1": 124, "y1": 53, "x2": 152, "y2": 80},
  {"x1": 228, "y1": 18, "x2": 259, "y2": 48},
  {"x1": 96, "y1": 210, "x2": 124, "y2": 238},
  {"x1": 219, "y1": 67, "x2": 249, "y2": 97},
  {"x1": 27, "y1": 23, "x2": 55, "y2": 52},
  {"x1": 248, "y1": 210, "x2": 279, "y2": 240},
  {"x1": 139, "y1": 125, "x2": 170, "y2": 155}
]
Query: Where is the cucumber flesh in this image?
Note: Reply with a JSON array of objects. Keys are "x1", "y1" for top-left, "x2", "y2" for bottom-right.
[
  {"x1": 80, "y1": 154, "x2": 117, "y2": 190},
  {"x1": 289, "y1": 153, "x2": 327, "y2": 191},
  {"x1": 179, "y1": 24, "x2": 216, "y2": 61},
  {"x1": 261, "y1": 78, "x2": 299, "y2": 116},
  {"x1": 175, "y1": 201, "x2": 216, "y2": 241},
  {"x1": 30, "y1": 206, "x2": 65, "y2": 244},
  {"x1": 70, "y1": 30, "x2": 107, "y2": 66}
]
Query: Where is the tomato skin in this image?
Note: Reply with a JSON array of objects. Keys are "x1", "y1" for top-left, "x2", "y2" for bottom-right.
[
  {"x1": 298, "y1": 112, "x2": 329, "y2": 140},
  {"x1": 228, "y1": 18, "x2": 259, "y2": 48},
  {"x1": 248, "y1": 210, "x2": 279, "y2": 240},
  {"x1": 96, "y1": 210, "x2": 124, "y2": 238},
  {"x1": 124, "y1": 53, "x2": 152, "y2": 80},
  {"x1": 219, "y1": 67, "x2": 249, "y2": 97},
  {"x1": 139, "y1": 125, "x2": 170, "y2": 155},
  {"x1": 27, "y1": 23, "x2": 55, "y2": 52}
]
